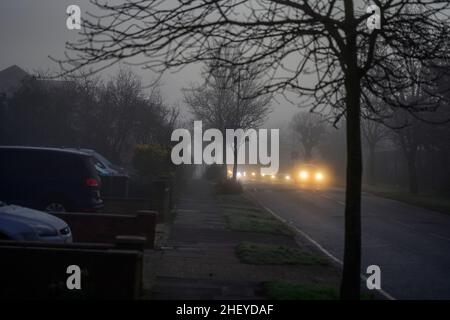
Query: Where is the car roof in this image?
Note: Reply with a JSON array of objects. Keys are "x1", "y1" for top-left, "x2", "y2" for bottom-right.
[
  {"x1": 0, "y1": 146, "x2": 90, "y2": 157},
  {"x1": 64, "y1": 147, "x2": 93, "y2": 153}
]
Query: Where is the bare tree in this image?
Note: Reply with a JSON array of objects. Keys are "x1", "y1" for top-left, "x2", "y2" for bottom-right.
[
  {"x1": 291, "y1": 111, "x2": 327, "y2": 162},
  {"x1": 388, "y1": 110, "x2": 424, "y2": 194},
  {"x1": 99, "y1": 68, "x2": 144, "y2": 161},
  {"x1": 361, "y1": 117, "x2": 389, "y2": 186},
  {"x1": 55, "y1": 0, "x2": 450, "y2": 299},
  {"x1": 134, "y1": 88, "x2": 180, "y2": 147},
  {"x1": 184, "y1": 46, "x2": 271, "y2": 179}
]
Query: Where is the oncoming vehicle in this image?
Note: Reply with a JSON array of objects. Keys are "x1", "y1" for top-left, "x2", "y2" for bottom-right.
[
  {"x1": 280, "y1": 171, "x2": 293, "y2": 182},
  {"x1": 0, "y1": 146, "x2": 103, "y2": 212},
  {"x1": 0, "y1": 201, "x2": 72, "y2": 243},
  {"x1": 294, "y1": 164, "x2": 327, "y2": 189}
]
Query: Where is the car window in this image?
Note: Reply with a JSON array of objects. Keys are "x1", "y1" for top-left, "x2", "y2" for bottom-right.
[
  {"x1": 93, "y1": 158, "x2": 106, "y2": 169},
  {"x1": 83, "y1": 156, "x2": 101, "y2": 179},
  {"x1": 92, "y1": 152, "x2": 114, "y2": 168}
]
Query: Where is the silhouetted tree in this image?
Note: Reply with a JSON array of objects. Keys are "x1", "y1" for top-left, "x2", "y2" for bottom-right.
[
  {"x1": 388, "y1": 110, "x2": 425, "y2": 194},
  {"x1": 3, "y1": 69, "x2": 177, "y2": 166},
  {"x1": 184, "y1": 46, "x2": 271, "y2": 179},
  {"x1": 291, "y1": 111, "x2": 327, "y2": 162},
  {"x1": 361, "y1": 116, "x2": 389, "y2": 186},
  {"x1": 55, "y1": 0, "x2": 450, "y2": 299}
]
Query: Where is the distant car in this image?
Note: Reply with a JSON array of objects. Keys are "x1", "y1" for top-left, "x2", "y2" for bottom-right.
[
  {"x1": 0, "y1": 201, "x2": 72, "y2": 242},
  {"x1": 0, "y1": 146, "x2": 103, "y2": 212},
  {"x1": 294, "y1": 164, "x2": 326, "y2": 189},
  {"x1": 65, "y1": 148, "x2": 128, "y2": 177},
  {"x1": 279, "y1": 172, "x2": 293, "y2": 182}
]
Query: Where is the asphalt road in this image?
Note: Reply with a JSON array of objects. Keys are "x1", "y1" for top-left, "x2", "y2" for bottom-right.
[{"x1": 244, "y1": 180, "x2": 450, "y2": 300}]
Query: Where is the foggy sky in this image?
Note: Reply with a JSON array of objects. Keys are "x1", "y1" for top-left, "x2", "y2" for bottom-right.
[{"x1": 0, "y1": 0, "x2": 311, "y2": 128}]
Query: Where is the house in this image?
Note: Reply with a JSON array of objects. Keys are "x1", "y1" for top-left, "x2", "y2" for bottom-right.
[{"x1": 0, "y1": 65, "x2": 29, "y2": 98}]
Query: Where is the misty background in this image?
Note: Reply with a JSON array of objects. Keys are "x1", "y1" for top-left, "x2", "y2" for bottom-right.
[
  {"x1": 1, "y1": 0, "x2": 449, "y2": 196},
  {"x1": 0, "y1": 0, "x2": 299, "y2": 126}
]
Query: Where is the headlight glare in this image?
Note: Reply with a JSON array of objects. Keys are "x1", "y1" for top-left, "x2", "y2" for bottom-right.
[{"x1": 299, "y1": 170, "x2": 309, "y2": 180}]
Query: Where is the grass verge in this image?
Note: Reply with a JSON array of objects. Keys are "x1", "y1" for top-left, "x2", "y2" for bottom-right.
[
  {"x1": 236, "y1": 242, "x2": 329, "y2": 266},
  {"x1": 227, "y1": 213, "x2": 294, "y2": 236},
  {"x1": 217, "y1": 194, "x2": 254, "y2": 207},
  {"x1": 364, "y1": 185, "x2": 450, "y2": 215},
  {"x1": 264, "y1": 281, "x2": 376, "y2": 300},
  {"x1": 264, "y1": 281, "x2": 338, "y2": 300},
  {"x1": 219, "y1": 194, "x2": 294, "y2": 236}
]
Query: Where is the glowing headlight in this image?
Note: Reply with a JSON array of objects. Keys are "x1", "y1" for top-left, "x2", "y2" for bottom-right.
[
  {"x1": 299, "y1": 170, "x2": 309, "y2": 180},
  {"x1": 271, "y1": 175, "x2": 276, "y2": 179},
  {"x1": 237, "y1": 172, "x2": 242, "y2": 178},
  {"x1": 315, "y1": 172, "x2": 324, "y2": 181},
  {"x1": 285, "y1": 175, "x2": 291, "y2": 180},
  {"x1": 252, "y1": 172, "x2": 256, "y2": 176}
]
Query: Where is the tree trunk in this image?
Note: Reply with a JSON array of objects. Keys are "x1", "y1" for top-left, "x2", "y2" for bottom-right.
[
  {"x1": 368, "y1": 145, "x2": 376, "y2": 186},
  {"x1": 303, "y1": 145, "x2": 312, "y2": 162},
  {"x1": 340, "y1": 41, "x2": 362, "y2": 299},
  {"x1": 232, "y1": 136, "x2": 238, "y2": 180},
  {"x1": 407, "y1": 150, "x2": 418, "y2": 194},
  {"x1": 221, "y1": 164, "x2": 228, "y2": 180}
]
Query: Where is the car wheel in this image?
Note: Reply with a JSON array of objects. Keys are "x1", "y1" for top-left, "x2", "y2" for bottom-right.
[{"x1": 45, "y1": 202, "x2": 66, "y2": 213}]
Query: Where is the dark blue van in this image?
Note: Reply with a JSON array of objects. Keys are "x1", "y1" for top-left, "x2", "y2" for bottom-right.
[{"x1": 0, "y1": 146, "x2": 103, "y2": 212}]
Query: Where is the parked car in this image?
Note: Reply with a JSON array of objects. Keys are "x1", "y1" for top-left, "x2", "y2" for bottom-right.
[
  {"x1": 0, "y1": 146, "x2": 103, "y2": 212},
  {"x1": 0, "y1": 201, "x2": 72, "y2": 242},
  {"x1": 64, "y1": 148, "x2": 130, "y2": 197},
  {"x1": 64, "y1": 148, "x2": 128, "y2": 177}
]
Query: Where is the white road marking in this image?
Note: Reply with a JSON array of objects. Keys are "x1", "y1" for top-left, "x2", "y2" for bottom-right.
[
  {"x1": 246, "y1": 190, "x2": 396, "y2": 301},
  {"x1": 428, "y1": 233, "x2": 450, "y2": 242},
  {"x1": 388, "y1": 219, "x2": 416, "y2": 231},
  {"x1": 318, "y1": 194, "x2": 345, "y2": 206}
]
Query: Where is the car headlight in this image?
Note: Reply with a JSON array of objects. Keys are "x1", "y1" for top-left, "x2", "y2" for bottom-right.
[
  {"x1": 285, "y1": 175, "x2": 291, "y2": 180},
  {"x1": 315, "y1": 172, "x2": 324, "y2": 181},
  {"x1": 299, "y1": 170, "x2": 309, "y2": 180},
  {"x1": 60, "y1": 226, "x2": 71, "y2": 236},
  {"x1": 32, "y1": 223, "x2": 58, "y2": 237}
]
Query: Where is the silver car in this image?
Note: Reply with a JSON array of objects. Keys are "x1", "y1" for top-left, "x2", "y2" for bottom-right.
[{"x1": 0, "y1": 201, "x2": 72, "y2": 242}]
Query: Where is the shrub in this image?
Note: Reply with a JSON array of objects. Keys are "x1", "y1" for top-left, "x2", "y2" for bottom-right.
[
  {"x1": 204, "y1": 164, "x2": 225, "y2": 181},
  {"x1": 132, "y1": 144, "x2": 173, "y2": 180}
]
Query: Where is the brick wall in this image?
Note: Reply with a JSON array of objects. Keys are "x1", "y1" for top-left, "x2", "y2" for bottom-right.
[{"x1": 53, "y1": 211, "x2": 157, "y2": 249}]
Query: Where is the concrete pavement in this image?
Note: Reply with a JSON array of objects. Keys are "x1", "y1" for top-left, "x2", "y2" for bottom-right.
[{"x1": 148, "y1": 179, "x2": 341, "y2": 299}]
